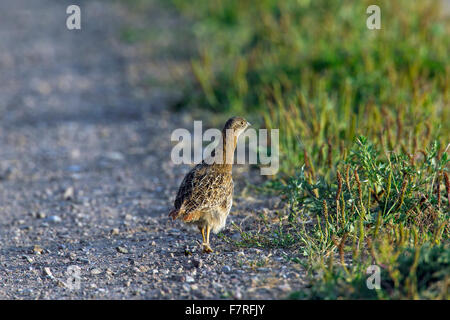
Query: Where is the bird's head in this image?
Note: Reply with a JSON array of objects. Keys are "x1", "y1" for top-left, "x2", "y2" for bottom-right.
[{"x1": 222, "y1": 116, "x2": 251, "y2": 138}]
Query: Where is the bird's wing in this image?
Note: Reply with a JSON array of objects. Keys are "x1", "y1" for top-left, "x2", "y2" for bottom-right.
[
  {"x1": 174, "y1": 163, "x2": 204, "y2": 210},
  {"x1": 174, "y1": 164, "x2": 233, "y2": 220}
]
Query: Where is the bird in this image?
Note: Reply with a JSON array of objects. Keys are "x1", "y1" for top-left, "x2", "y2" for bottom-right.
[{"x1": 169, "y1": 116, "x2": 251, "y2": 253}]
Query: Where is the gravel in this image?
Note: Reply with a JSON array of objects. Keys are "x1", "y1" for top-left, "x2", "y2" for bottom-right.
[{"x1": 0, "y1": 0, "x2": 306, "y2": 299}]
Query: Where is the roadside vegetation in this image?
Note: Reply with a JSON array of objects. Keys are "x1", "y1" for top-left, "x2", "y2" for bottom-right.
[{"x1": 126, "y1": 0, "x2": 449, "y2": 299}]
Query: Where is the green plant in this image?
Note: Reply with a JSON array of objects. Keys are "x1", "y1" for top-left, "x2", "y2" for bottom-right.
[{"x1": 171, "y1": 0, "x2": 449, "y2": 174}]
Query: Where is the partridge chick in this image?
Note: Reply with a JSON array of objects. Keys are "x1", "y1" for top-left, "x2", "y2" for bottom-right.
[{"x1": 169, "y1": 117, "x2": 251, "y2": 253}]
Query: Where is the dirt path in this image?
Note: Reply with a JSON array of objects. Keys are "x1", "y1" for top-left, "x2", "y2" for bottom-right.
[{"x1": 0, "y1": 0, "x2": 305, "y2": 299}]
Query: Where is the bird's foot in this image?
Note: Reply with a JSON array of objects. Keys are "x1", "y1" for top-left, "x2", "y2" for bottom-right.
[{"x1": 202, "y1": 243, "x2": 214, "y2": 254}]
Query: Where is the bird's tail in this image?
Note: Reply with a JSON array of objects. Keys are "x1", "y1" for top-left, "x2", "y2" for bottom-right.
[{"x1": 168, "y1": 208, "x2": 182, "y2": 220}]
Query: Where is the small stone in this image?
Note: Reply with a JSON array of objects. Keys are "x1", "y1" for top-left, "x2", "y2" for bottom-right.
[
  {"x1": 191, "y1": 284, "x2": 199, "y2": 291},
  {"x1": 111, "y1": 228, "x2": 120, "y2": 236},
  {"x1": 234, "y1": 288, "x2": 243, "y2": 299},
  {"x1": 185, "y1": 275, "x2": 195, "y2": 283},
  {"x1": 222, "y1": 265, "x2": 231, "y2": 274},
  {"x1": 91, "y1": 268, "x2": 102, "y2": 275},
  {"x1": 36, "y1": 212, "x2": 46, "y2": 219},
  {"x1": 22, "y1": 255, "x2": 34, "y2": 263},
  {"x1": 77, "y1": 257, "x2": 90, "y2": 264},
  {"x1": 139, "y1": 265, "x2": 149, "y2": 273},
  {"x1": 20, "y1": 288, "x2": 34, "y2": 295},
  {"x1": 63, "y1": 187, "x2": 74, "y2": 200},
  {"x1": 192, "y1": 258, "x2": 203, "y2": 268},
  {"x1": 43, "y1": 267, "x2": 54, "y2": 279},
  {"x1": 105, "y1": 151, "x2": 125, "y2": 161},
  {"x1": 278, "y1": 284, "x2": 292, "y2": 292},
  {"x1": 33, "y1": 245, "x2": 43, "y2": 255},
  {"x1": 232, "y1": 233, "x2": 242, "y2": 241},
  {"x1": 66, "y1": 165, "x2": 81, "y2": 173},
  {"x1": 46, "y1": 215, "x2": 62, "y2": 223},
  {"x1": 182, "y1": 284, "x2": 191, "y2": 291},
  {"x1": 116, "y1": 246, "x2": 128, "y2": 254}
]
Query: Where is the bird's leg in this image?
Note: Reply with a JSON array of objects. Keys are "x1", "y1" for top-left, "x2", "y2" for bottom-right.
[
  {"x1": 202, "y1": 225, "x2": 213, "y2": 253},
  {"x1": 199, "y1": 226, "x2": 206, "y2": 245}
]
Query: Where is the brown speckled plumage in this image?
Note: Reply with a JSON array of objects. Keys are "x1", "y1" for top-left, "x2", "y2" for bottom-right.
[{"x1": 169, "y1": 117, "x2": 250, "y2": 253}]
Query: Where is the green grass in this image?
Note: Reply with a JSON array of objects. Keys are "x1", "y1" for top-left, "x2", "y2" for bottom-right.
[
  {"x1": 171, "y1": 0, "x2": 449, "y2": 173},
  {"x1": 122, "y1": 0, "x2": 449, "y2": 299},
  {"x1": 224, "y1": 137, "x2": 449, "y2": 299},
  {"x1": 283, "y1": 137, "x2": 449, "y2": 299}
]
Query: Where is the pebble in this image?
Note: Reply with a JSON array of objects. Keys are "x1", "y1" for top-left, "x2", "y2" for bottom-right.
[
  {"x1": 182, "y1": 284, "x2": 191, "y2": 291},
  {"x1": 231, "y1": 233, "x2": 242, "y2": 241},
  {"x1": 105, "y1": 151, "x2": 125, "y2": 161},
  {"x1": 77, "y1": 257, "x2": 90, "y2": 264},
  {"x1": 185, "y1": 275, "x2": 195, "y2": 283},
  {"x1": 22, "y1": 255, "x2": 34, "y2": 263},
  {"x1": 116, "y1": 246, "x2": 128, "y2": 254},
  {"x1": 234, "y1": 288, "x2": 243, "y2": 299},
  {"x1": 191, "y1": 284, "x2": 199, "y2": 291},
  {"x1": 36, "y1": 212, "x2": 47, "y2": 219},
  {"x1": 43, "y1": 267, "x2": 54, "y2": 279},
  {"x1": 139, "y1": 265, "x2": 149, "y2": 273},
  {"x1": 66, "y1": 165, "x2": 81, "y2": 173},
  {"x1": 63, "y1": 187, "x2": 74, "y2": 200},
  {"x1": 192, "y1": 258, "x2": 203, "y2": 268},
  {"x1": 221, "y1": 265, "x2": 231, "y2": 273},
  {"x1": 278, "y1": 284, "x2": 292, "y2": 292},
  {"x1": 46, "y1": 215, "x2": 62, "y2": 223},
  {"x1": 91, "y1": 268, "x2": 102, "y2": 275},
  {"x1": 33, "y1": 245, "x2": 43, "y2": 255}
]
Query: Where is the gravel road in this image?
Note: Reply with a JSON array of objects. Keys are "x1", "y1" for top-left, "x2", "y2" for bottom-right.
[{"x1": 0, "y1": 0, "x2": 306, "y2": 299}]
